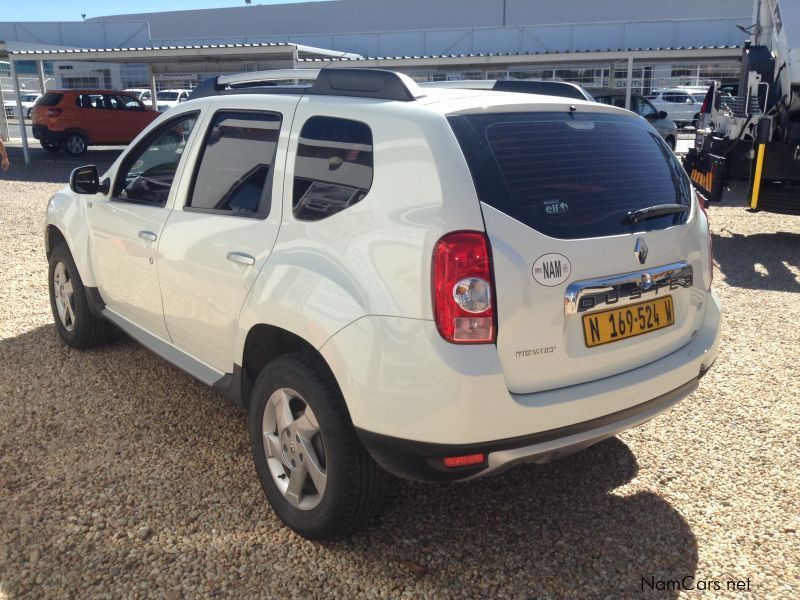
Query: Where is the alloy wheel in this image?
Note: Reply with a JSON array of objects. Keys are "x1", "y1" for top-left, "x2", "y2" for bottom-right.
[
  {"x1": 262, "y1": 387, "x2": 327, "y2": 510},
  {"x1": 53, "y1": 261, "x2": 76, "y2": 331}
]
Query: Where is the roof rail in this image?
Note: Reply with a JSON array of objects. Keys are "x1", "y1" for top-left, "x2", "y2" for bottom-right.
[
  {"x1": 187, "y1": 67, "x2": 425, "y2": 102},
  {"x1": 420, "y1": 79, "x2": 595, "y2": 102}
]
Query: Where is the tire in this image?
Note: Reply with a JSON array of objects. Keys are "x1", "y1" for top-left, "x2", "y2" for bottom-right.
[
  {"x1": 41, "y1": 140, "x2": 62, "y2": 153},
  {"x1": 248, "y1": 351, "x2": 387, "y2": 540},
  {"x1": 63, "y1": 132, "x2": 88, "y2": 156},
  {"x1": 665, "y1": 135, "x2": 676, "y2": 151},
  {"x1": 48, "y1": 242, "x2": 117, "y2": 349},
  {"x1": 26, "y1": 108, "x2": 32, "y2": 119},
  {"x1": 692, "y1": 113, "x2": 700, "y2": 128}
]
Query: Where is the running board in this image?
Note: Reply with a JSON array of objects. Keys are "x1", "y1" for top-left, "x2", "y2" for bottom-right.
[{"x1": 103, "y1": 309, "x2": 224, "y2": 387}]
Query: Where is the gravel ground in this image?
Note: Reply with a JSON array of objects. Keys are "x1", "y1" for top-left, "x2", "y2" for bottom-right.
[{"x1": 1, "y1": 145, "x2": 798, "y2": 599}]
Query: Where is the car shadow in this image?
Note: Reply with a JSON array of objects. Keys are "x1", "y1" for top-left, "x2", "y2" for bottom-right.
[
  {"x1": 0, "y1": 324, "x2": 698, "y2": 598},
  {"x1": 0, "y1": 146, "x2": 121, "y2": 184},
  {"x1": 712, "y1": 230, "x2": 800, "y2": 292}
]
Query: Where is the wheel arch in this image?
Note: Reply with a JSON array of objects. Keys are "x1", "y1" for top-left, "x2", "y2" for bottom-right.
[
  {"x1": 231, "y1": 323, "x2": 345, "y2": 412},
  {"x1": 44, "y1": 196, "x2": 97, "y2": 288}
]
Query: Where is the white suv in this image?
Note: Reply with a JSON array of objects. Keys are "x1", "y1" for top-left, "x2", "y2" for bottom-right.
[
  {"x1": 44, "y1": 68, "x2": 721, "y2": 539},
  {"x1": 647, "y1": 87, "x2": 706, "y2": 127}
]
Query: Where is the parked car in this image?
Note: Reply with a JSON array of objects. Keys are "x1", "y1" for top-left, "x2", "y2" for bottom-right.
[
  {"x1": 155, "y1": 89, "x2": 191, "y2": 112},
  {"x1": 646, "y1": 87, "x2": 706, "y2": 127},
  {"x1": 593, "y1": 89, "x2": 679, "y2": 150},
  {"x1": 32, "y1": 90, "x2": 159, "y2": 156},
  {"x1": 4, "y1": 92, "x2": 42, "y2": 119},
  {"x1": 44, "y1": 68, "x2": 720, "y2": 540},
  {"x1": 125, "y1": 88, "x2": 154, "y2": 105}
]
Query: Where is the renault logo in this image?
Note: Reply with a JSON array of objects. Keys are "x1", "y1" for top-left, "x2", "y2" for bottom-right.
[{"x1": 634, "y1": 238, "x2": 648, "y2": 265}]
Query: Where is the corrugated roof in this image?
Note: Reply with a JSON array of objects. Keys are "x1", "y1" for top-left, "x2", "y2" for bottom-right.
[{"x1": 298, "y1": 45, "x2": 742, "y2": 62}]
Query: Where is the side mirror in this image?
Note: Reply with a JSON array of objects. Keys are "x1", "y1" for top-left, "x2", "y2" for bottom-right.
[
  {"x1": 657, "y1": 111, "x2": 669, "y2": 120},
  {"x1": 70, "y1": 165, "x2": 110, "y2": 195}
]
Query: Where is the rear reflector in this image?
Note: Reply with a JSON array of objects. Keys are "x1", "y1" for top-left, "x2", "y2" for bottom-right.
[{"x1": 442, "y1": 453, "x2": 485, "y2": 468}]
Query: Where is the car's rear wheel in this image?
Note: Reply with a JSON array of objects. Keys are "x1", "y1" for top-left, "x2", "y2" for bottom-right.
[
  {"x1": 26, "y1": 108, "x2": 33, "y2": 119},
  {"x1": 48, "y1": 242, "x2": 117, "y2": 349},
  {"x1": 64, "y1": 133, "x2": 88, "y2": 156},
  {"x1": 41, "y1": 140, "x2": 62, "y2": 153},
  {"x1": 665, "y1": 135, "x2": 676, "y2": 151},
  {"x1": 248, "y1": 352, "x2": 386, "y2": 540}
]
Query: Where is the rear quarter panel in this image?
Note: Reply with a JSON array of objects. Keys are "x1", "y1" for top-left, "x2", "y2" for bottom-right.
[{"x1": 234, "y1": 97, "x2": 487, "y2": 361}]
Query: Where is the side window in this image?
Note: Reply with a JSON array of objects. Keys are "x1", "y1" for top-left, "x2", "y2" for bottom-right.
[
  {"x1": 293, "y1": 116, "x2": 374, "y2": 221},
  {"x1": 187, "y1": 111, "x2": 282, "y2": 218},
  {"x1": 636, "y1": 98, "x2": 657, "y2": 119},
  {"x1": 115, "y1": 112, "x2": 199, "y2": 206}
]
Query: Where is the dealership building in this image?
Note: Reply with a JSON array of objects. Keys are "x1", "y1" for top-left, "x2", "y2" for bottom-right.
[{"x1": 2, "y1": 0, "x2": 753, "y2": 101}]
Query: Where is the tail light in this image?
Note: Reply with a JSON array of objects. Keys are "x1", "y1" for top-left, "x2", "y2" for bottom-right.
[
  {"x1": 432, "y1": 231, "x2": 496, "y2": 344},
  {"x1": 46, "y1": 108, "x2": 63, "y2": 117}
]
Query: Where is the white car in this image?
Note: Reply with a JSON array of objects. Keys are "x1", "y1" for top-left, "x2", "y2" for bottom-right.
[
  {"x1": 647, "y1": 87, "x2": 707, "y2": 126},
  {"x1": 124, "y1": 88, "x2": 154, "y2": 106},
  {"x1": 155, "y1": 89, "x2": 191, "y2": 112},
  {"x1": 44, "y1": 68, "x2": 721, "y2": 540},
  {"x1": 4, "y1": 92, "x2": 42, "y2": 119}
]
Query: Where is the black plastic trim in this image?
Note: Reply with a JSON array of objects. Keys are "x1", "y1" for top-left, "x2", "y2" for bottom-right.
[
  {"x1": 356, "y1": 378, "x2": 699, "y2": 482},
  {"x1": 85, "y1": 286, "x2": 106, "y2": 319},
  {"x1": 212, "y1": 364, "x2": 246, "y2": 408}
]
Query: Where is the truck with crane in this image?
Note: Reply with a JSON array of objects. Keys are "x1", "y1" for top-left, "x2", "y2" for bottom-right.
[{"x1": 684, "y1": 0, "x2": 800, "y2": 213}]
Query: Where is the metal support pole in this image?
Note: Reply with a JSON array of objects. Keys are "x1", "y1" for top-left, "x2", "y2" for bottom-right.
[
  {"x1": 750, "y1": 143, "x2": 766, "y2": 210},
  {"x1": 38, "y1": 61, "x2": 47, "y2": 93},
  {"x1": 624, "y1": 56, "x2": 633, "y2": 111},
  {"x1": 149, "y1": 65, "x2": 158, "y2": 110},
  {"x1": 10, "y1": 60, "x2": 31, "y2": 165},
  {"x1": 0, "y1": 75, "x2": 9, "y2": 142}
]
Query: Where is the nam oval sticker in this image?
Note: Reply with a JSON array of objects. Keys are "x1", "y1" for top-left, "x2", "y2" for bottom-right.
[{"x1": 532, "y1": 253, "x2": 571, "y2": 287}]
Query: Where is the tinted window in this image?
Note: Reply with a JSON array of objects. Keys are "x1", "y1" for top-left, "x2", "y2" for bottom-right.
[
  {"x1": 636, "y1": 98, "x2": 657, "y2": 118},
  {"x1": 37, "y1": 92, "x2": 63, "y2": 107},
  {"x1": 449, "y1": 112, "x2": 691, "y2": 239},
  {"x1": 115, "y1": 113, "x2": 198, "y2": 206},
  {"x1": 188, "y1": 111, "x2": 282, "y2": 218},
  {"x1": 293, "y1": 116, "x2": 373, "y2": 221},
  {"x1": 157, "y1": 91, "x2": 179, "y2": 101}
]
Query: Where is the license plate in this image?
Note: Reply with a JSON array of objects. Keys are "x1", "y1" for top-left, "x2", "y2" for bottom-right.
[{"x1": 583, "y1": 296, "x2": 675, "y2": 348}]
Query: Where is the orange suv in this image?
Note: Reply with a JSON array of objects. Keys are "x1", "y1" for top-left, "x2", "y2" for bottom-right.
[{"x1": 32, "y1": 90, "x2": 159, "y2": 156}]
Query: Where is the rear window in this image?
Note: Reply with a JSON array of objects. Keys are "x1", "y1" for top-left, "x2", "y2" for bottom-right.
[
  {"x1": 448, "y1": 111, "x2": 691, "y2": 239},
  {"x1": 36, "y1": 93, "x2": 63, "y2": 107}
]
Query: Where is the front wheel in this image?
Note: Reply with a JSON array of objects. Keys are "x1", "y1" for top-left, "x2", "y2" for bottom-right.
[
  {"x1": 64, "y1": 133, "x2": 88, "y2": 156},
  {"x1": 248, "y1": 352, "x2": 387, "y2": 540},
  {"x1": 48, "y1": 243, "x2": 117, "y2": 349}
]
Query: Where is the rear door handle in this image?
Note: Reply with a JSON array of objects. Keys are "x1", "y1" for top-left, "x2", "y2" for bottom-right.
[
  {"x1": 138, "y1": 230, "x2": 157, "y2": 242},
  {"x1": 227, "y1": 251, "x2": 256, "y2": 266}
]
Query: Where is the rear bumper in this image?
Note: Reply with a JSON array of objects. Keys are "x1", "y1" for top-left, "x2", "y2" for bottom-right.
[
  {"x1": 357, "y1": 378, "x2": 698, "y2": 482},
  {"x1": 32, "y1": 125, "x2": 63, "y2": 142},
  {"x1": 322, "y1": 290, "x2": 721, "y2": 482}
]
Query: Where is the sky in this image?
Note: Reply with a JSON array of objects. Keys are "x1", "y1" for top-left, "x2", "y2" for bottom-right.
[{"x1": 1, "y1": 0, "x2": 327, "y2": 22}]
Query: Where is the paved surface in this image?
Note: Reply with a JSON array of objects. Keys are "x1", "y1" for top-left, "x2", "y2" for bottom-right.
[{"x1": 1, "y1": 146, "x2": 798, "y2": 598}]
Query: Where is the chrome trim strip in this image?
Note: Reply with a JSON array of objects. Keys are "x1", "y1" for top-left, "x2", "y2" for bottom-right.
[{"x1": 564, "y1": 261, "x2": 693, "y2": 315}]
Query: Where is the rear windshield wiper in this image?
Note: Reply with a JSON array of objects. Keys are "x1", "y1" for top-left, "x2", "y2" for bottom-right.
[{"x1": 622, "y1": 204, "x2": 689, "y2": 225}]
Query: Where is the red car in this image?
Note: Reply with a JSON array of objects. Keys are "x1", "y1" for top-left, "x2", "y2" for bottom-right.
[{"x1": 32, "y1": 90, "x2": 160, "y2": 156}]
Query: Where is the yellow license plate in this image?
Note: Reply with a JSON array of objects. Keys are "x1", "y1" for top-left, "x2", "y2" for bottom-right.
[{"x1": 583, "y1": 296, "x2": 675, "y2": 348}]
